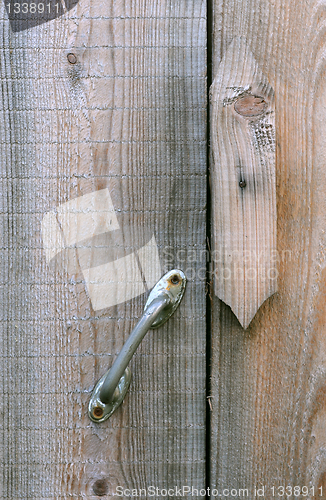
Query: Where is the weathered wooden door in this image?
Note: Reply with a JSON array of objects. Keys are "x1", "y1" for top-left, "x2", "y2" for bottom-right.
[{"x1": 1, "y1": 0, "x2": 326, "y2": 498}]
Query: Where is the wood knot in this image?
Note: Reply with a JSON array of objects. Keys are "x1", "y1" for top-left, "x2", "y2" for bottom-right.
[
  {"x1": 92, "y1": 479, "x2": 109, "y2": 496},
  {"x1": 234, "y1": 95, "x2": 267, "y2": 117}
]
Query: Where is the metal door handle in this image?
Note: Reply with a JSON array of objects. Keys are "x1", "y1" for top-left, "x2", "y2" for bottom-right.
[{"x1": 88, "y1": 269, "x2": 186, "y2": 422}]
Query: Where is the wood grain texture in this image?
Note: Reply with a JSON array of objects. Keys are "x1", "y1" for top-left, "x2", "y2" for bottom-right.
[
  {"x1": 210, "y1": 37, "x2": 277, "y2": 329},
  {"x1": 0, "y1": 0, "x2": 207, "y2": 497},
  {"x1": 210, "y1": 0, "x2": 326, "y2": 495}
]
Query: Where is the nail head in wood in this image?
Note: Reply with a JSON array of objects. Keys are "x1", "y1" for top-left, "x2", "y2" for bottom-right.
[
  {"x1": 67, "y1": 53, "x2": 77, "y2": 64},
  {"x1": 92, "y1": 479, "x2": 109, "y2": 496}
]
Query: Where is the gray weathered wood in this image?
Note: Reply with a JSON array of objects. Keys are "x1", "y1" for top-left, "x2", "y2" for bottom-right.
[
  {"x1": 0, "y1": 0, "x2": 207, "y2": 496},
  {"x1": 211, "y1": 0, "x2": 326, "y2": 494}
]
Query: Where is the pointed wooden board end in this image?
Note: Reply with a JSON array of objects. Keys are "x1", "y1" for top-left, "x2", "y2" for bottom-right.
[{"x1": 210, "y1": 37, "x2": 277, "y2": 329}]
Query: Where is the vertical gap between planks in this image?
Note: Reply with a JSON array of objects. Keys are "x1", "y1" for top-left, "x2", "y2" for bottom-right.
[{"x1": 206, "y1": 0, "x2": 214, "y2": 494}]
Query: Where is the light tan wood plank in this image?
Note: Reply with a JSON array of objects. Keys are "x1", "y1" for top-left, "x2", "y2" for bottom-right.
[
  {"x1": 211, "y1": 0, "x2": 326, "y2": 493},
  {"x1": 210, "y1": 37, "x2": 277, "y2": 328}
]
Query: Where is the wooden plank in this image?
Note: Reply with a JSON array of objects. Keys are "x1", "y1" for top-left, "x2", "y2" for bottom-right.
[
  {"x1": 210, "y1": 37, "x2": 277, "y2": 329},
  {"x1": 210, "y1": 0, "x2": 326, "y2": 493},
  {"x1": 0, "y1": 0, "x2": 207, "y2": 497}
]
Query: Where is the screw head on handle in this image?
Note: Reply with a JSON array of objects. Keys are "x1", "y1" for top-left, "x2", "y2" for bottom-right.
[
  {"x1": 89, "y1": 367, "x2": 131, "y2": 422},
  {"x1": 144, "y1": 269, "x2": 186, "y2": 328}
]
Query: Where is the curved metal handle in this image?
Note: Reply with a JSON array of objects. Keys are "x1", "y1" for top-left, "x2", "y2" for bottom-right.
[{"x1": 88, "y1": 269, "x2": 186, "y2": 422}]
